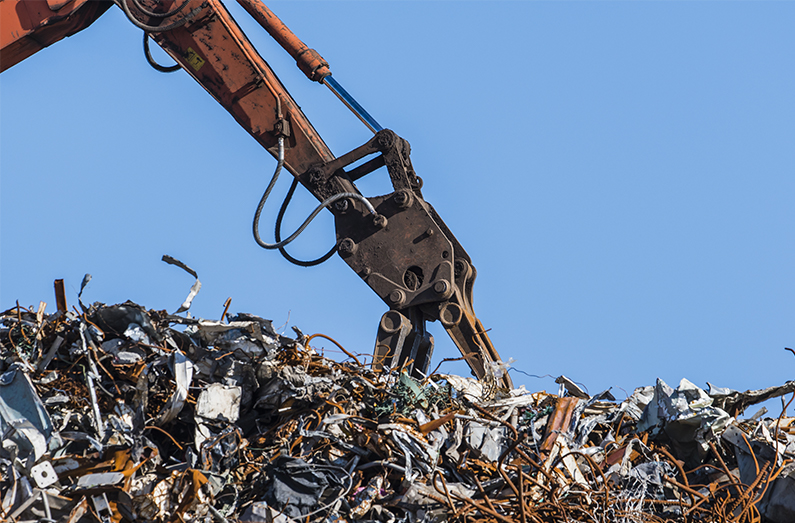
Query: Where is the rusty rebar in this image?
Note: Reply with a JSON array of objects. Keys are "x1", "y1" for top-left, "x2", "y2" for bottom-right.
[
  {"x1": 306, "y1": 333, "x2": 363, "y2": 366},
  {"x1": 710, "y1": 440, "x2": 740, "y2": 485}
]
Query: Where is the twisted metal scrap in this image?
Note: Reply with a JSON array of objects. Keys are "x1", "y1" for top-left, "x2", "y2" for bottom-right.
[
  {"x1": 417, "y1": 398, "x2": 791, "y2": 523},
  {"x1": 1, "y1": 301, "x2": 792, "y2": 523}
]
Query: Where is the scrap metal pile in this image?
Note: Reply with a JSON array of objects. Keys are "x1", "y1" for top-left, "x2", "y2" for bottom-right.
[{"x1": 2, "y1": 299, "x2": 794, "y2": 523}]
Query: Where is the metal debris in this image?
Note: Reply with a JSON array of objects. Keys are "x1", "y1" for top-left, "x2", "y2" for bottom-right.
[
  {"x1": 1, "y1": 290, "x2": 794, "y2": 522},
  {"x1": 161, "y1": 255, "x2": 202, "y2": 314}
]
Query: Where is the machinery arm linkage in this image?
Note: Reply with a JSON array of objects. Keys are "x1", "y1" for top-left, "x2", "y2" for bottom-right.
[{"x1": 0, "y1": 0, "x2": 513, "y2": 390}]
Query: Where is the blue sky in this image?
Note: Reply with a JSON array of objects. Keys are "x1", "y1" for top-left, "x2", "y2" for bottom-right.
[{"x1": 2, "y1": 1, "x2": 793, "y2": 407}]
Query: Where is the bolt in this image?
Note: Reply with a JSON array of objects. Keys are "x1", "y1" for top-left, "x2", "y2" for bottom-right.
[
  {"x1": 373, "y1": 214, "x2": 388, "y2": 229},
  {"x1": 433, "y1": 280, "x2": 450, "y2": 296},
  {"x1": 380, "y1": 310, "x2": 405, "y2": 334},
  {"x1": 338, "y1": 238, "x2": 357, "y2": 257},
  {"x1": 361, "y1": 266, "x2": 371, "y2": 277},
  {"x1": 442, "y1": 250, "x2": 449, "y2": 259},
  {"x1": 333, "y1": 198, "x2": 349, "y2": 213},
  {"x1": 439, "y1": 302, "x2": 463, "y2": 328},
  {"x1": 376, "y1": 130, "x2": 395, "y2": 150},
  {"x1": 454, "y1": 259, "x2": 468, "y2": 278},
  {"x1": 394, "y1": 189, "x2": 412, "y2": 209},
  {"x1": 273, "y1": 119, "x2": 290, "y2": 137},
  {"x1": 387, "y1": 289, "x2": 405, "y2": 306},
  {"x1": 425, "y1": 228, "x2": 434, "y2": 237},
  {"x1": 307, "y1": 167, "x2": 325, "y2": 187}
]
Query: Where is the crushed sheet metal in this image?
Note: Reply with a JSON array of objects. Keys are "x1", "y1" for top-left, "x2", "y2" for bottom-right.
[
  {"x1": 0, "y1": 363, "x2": 53, "y2": 460},
  {"x1": 1, "y1": 292, "x2": 794, "y2": 523},
  {"x1": 154, "y1": 350, "x2": 194, "y2": 426},
  {"x1": 162, "y1": 254, "x2": 202, "y2": 313}
]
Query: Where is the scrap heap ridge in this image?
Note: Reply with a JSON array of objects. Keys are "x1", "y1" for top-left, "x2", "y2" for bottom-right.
[{"x1": 1, "y1": 295, "x2": 794, "y2": 522}]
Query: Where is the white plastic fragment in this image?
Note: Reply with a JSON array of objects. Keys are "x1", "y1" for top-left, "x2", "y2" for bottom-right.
[{"x1": 30, "y1": 461, "x2": 58, "y2": 488}]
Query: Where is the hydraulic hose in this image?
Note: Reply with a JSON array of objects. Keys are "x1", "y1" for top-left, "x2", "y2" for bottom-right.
[
  {"x1": 143, "y1": 32, "x2": 180, "y2": 72},
  {"x1": 275, "y1": 178, "x2": 337, "y2": 267},
  {"x1": 252, "y1": 137, "x2": 376, "y2": 251},
  {"x1": 131, "y1": 0, "x2": 189, "y2": 18},
  {"x1": 120, "y1": 0, "x2": 201, "y2": 33}
]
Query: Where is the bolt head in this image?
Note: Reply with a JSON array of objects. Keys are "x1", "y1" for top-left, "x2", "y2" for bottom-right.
[
  {"x1": 338, "y1": 238, "x2": 356, "y2": 257},
  {"x1": 333, "y1": 198, "x2": 350, "y2": 213},
  {"x1": 433, "y1": 280, "x2": 450, "y2": 295},
  {"x1": 308, "y1": 167, "x2": 325, "y2": 186},
  {"x1": 377, "y1": 130, "x2": 396, "y2": 150},
  {"x1": 380, "y1": 310, "x2": 405, "y2": 333},
  {"x1": 394, "y1": 189, "x2": 412, "y2": 208},
  {"x1": 454, "y1": 259, "x2": 468, "y2": 278},
  {"x1": 387, "y1": 289, "x2": 405, "y2": 306},
  {"x1": 373, "y1": 214, "x2": 388, "y2": 229},
  {"x1": 439, "y1": 302, "x2": 463, "y2": 328}
]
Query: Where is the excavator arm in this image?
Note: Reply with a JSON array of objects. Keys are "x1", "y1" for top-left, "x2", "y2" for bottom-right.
[
  {"x1": 0, "y1": 0, "x2": 113, "y2": 68},
  {"x1": 0, "y1": 0, "x2": 513, "y2": 390}
]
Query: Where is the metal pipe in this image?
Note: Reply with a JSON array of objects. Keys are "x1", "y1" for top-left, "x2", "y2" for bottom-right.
[
  {"x1": 324, "y1": 76, "x2": 383, "y2": 133},
  {"x1": 237, "y1": 1, "x2": 382, "y2": 133},
  {"x1": 236, "y1": 0, "x2": 330, "y2": 81}
]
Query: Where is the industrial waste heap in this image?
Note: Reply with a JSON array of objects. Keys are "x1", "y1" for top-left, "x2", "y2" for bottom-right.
[{"x1": 2, "y1": 291, "x2": 794, "y2": 523}]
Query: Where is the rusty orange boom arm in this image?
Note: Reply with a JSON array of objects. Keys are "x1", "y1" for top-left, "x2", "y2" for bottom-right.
[
  {"x1": 0, "y1": 0, "x2": 513, "y2": 389},
  {"x1": 2, "y1": 0, "x2": 339, "y2": 184}
]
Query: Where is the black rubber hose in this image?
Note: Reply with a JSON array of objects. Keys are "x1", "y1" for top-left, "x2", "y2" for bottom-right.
[
  {"x1": 120, "y1": 0, "x2": 201, "y2": 32},
  {"x1": 252, "y1": 137, "x2": 376, "y2": 251},
  {"x1": 131, "y1": 0, "x2": 189, "y2": 18},
  {"x1": 275, "y1": 178, "x2": 337, "y2": 267},
  {"x1": 143, "y1": 33, "x2": 180, "y2": 73}
]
